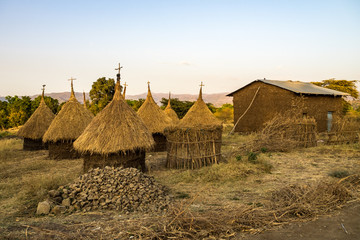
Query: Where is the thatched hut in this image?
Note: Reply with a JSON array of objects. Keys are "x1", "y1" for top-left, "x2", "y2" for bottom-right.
[
  {"x1": 164, "y1": 92, "x2": 179, "y2": 123},
  {"x1": 165, "y1": 83, "x2": 223, "y2": 169},
  {"x1": 17, "y1": 86, "x2": 55, "y2": 150},
  {"x1": 73, "y1": 71, "x2": 155, "y2": 173},
  {"x1": 43, "y1": 79, "x2": 93, "y2": 159},
  {"x1": 137, "y1": 83, "x2": 173, "y2": 152}
]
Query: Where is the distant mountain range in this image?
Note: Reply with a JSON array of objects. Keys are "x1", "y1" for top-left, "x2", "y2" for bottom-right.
[{"x1": 0, "y1": 92, "x2": 233, "y2": 107}]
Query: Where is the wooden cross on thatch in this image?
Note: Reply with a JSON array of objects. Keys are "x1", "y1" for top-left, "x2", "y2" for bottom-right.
[
  {"x1": 200, "y1": 82, "x2": 204, "y2": 88},
  {"x1": 123, "y1": 82, "x2": 128, "y2": 88},
  {"x1": 68, "y1": 77, "x2": 76, "y2": 87},
  {"x1": 115, "y1": 63, "x2": 123, "y2": 81},
  {"x1": 68, "y1": 77, "x2": 76, "y2": 97}
]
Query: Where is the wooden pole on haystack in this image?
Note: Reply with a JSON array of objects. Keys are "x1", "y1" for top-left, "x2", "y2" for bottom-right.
[
  {"x1": 68, "y1": 77, "x2": 76, "y2": 99},
  {"x1": 123, "y1": 82, "x2": 127, "y2": 98}
]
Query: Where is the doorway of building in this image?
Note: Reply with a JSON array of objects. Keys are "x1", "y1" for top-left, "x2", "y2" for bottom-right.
[{"x1": 327, "y1": 111, "x2": 333, "y2": 132}]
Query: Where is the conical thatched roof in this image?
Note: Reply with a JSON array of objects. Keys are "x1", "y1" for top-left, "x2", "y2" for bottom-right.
[
  {"x1": 17, "y1": 87, "x2": 55, "y2": 140},
  {"x1": 178, "y1": 84, "x2": 222, "y2": 128},
  {"x1": 164, "y1": 92, "x2": 179, "y2": 123},
  {"x1": 73, "y1": 79, "x2": 155, "y2": 155},
  {"x1": 137, "y1": 83, "x2": 173, "y2": 134},
  {"x1": 43, "y1": 81, "x2": 94, "y2": 142}
]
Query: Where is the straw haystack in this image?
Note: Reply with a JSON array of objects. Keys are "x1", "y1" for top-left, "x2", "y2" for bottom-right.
[
  {"x1": 17, "y1": 86, "x2": 55, "y2": 150},
  {"x1": 164, "y1": 93, "x2": 179, "y2": 123},
  {"x1": 73, "y1": 72, "x2": 155, "y2": 173},
  {"x1": 43, "y1": 80, "x2": 93, "y2": 159},
  {"x1": 137, "y1": 83, "x2": 173, "y2": 152},
  {"x1": 165, "y1": 83, "x2": 223, "y2": 169}
]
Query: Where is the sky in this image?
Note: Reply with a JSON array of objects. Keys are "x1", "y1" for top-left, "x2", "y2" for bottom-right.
[{"x1": 0, "y1": 0, "x2": 359, "y2": 97}]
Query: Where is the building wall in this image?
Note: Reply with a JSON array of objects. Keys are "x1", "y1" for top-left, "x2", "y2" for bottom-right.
[{"x1": 232, "y1": 81, "x2": 343, "y2": 133}]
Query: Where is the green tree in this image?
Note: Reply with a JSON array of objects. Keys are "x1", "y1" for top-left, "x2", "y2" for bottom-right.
[
  {"x1": 31, "y1": 96, "x2": 60, "y2": 114},
  {"x1": 206, "y1": 103, "x2": 217, "y2": 113},
  {"x1": 214, "y1": 104, "x2": 234, "y2": 123},
  {"x1": 126, "y1": 99, "x2": 145, "y2": 111},
  {"x1": 0, "y1": 101, "x2": 9, "y2": 129},
  {"x1": 312, "y1": 79, "x2": 359, "y2": 114},
  {"x1": 89, "y1": 77, "x2": 120, "y2": 115},
  {"x1": 57, "y1": 102, "x2": 66, "y2": 112},
  {"x1": 311, "y1": 79, "x2": 358, "y2": 98},
  {"x1": 159, "y1": 98, "x2": 216, "y2": 119},
  {"x1": 5, "y1": 96, "x2": 32, "y2": 127},
  {"x1": 160, "y1": 98, "x2": 194, "y2": 119}
]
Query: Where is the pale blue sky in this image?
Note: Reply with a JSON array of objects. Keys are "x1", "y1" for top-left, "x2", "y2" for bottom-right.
[{"x1": 0, "y1": 0, "x2": 359, "y2": 96}]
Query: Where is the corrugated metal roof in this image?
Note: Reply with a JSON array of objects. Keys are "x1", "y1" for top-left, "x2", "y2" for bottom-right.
[{"x1": 227, "y1": 79, "x2": 349, "y2": 96}]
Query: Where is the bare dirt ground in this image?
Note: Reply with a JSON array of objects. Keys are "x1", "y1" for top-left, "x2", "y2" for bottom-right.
[
  {"x1": 0, "y1": 136, "x2": 359, "y2": 239},
  {"x1": 242, "y1": 202, "x2": 360, "y2": 240}
]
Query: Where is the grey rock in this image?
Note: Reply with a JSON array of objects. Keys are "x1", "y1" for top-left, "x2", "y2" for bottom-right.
[{"x1": 36, "y1": 201, "x2": 51, "y2": 215}]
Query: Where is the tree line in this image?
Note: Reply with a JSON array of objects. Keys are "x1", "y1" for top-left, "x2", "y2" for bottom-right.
[
  {"x1": 2, "y1": 78, "x2": 355, "y2": 130},
  {"x1": 0, "y1": 77, "x2": 234, "y2": 130}
]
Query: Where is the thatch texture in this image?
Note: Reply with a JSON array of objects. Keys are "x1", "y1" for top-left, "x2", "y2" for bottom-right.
[
  {"x1": 43, "y1": 92, "x2": 94, "y2": 143},
  {"x1": 73, "y1": 80, "x2": 154, "y2": 155},
  {"x1": 82, "y1": 150, "x2": 146, "y2": 173},
  {"x1": 17, "y1": 97, "x2": 55, "y2": 140},
  {"x1": 164, "y1": 93, "x2": 179, "y2": 123},
  {"x1": 137, "y1": 83, "x2": 173, "y2": 134},
  {"x1": 165, "y1": 84, "x2": 223, "y2": 169},
  {"x1": 178, "y1": 87, "x2": 222, "y2": 128}
]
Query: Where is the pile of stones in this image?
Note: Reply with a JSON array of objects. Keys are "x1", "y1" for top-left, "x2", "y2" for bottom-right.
[{"x1": 37, "y1": 167, "x2": 170, "y2": 215}]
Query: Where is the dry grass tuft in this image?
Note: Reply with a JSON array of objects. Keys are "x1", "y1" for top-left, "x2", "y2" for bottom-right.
[
  {"x1": 328, "y1": 116, "x2": 360, "y2": 144},
  {"x1": 0, "y1": 139, "x2": 82, "y2": 222},
  {"x1": 12, "y1": 177, "x2": 359, "y2": 239}
]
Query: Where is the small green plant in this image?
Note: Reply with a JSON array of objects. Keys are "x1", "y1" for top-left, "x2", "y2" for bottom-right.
[
  {"x1": 260, "y1": 147, "x2": 268, "y2": 153},
  {"x1": 247, "y1": 152, "x2": 258, "y2": 163},
  {"x1": 235, "y1": 155, "x2": 242, "y2": 161},
  {"x1": 175, "y1": 191, "x2": 190, "y2": 199},
  {"x1": 329, "y1": 170, "x2": 350, "y2": 178},
  {"x1": 0, "y1": 131, "x2": 12, "y2": 138}
]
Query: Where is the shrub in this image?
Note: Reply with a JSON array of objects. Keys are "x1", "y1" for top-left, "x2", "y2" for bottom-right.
[
  {"x1": 329, "y1": 170, "x2": 350, "y2": 178},
  {"x1": 247, "y1": 152, "x2": 258, "y2": 163}
]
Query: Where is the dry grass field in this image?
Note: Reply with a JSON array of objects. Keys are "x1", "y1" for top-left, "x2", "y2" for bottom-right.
[{"x1": 0, "y1": 130, "x2": 359, "y2": 239}]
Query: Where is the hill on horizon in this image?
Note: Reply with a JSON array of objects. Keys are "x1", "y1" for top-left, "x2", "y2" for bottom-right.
[{"x1": 0, "y1": 92, "x2": 233, "y2": 107}]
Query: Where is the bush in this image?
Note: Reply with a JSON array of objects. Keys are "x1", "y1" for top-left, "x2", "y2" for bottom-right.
[
  {"x1": 329, "y1": 170, "x2": 350, "y2": 178},
  {"x1": 247, "y1": 152, "x2": 258, "y2": 163}
]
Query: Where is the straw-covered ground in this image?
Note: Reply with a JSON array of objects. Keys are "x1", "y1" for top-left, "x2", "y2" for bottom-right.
[{"x1": 0, "y1": 128, "x2": 360, "y2": 239}]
